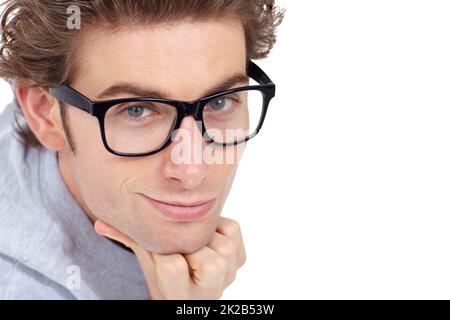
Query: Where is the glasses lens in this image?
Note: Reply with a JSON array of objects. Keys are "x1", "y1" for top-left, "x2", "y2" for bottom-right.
[
  {"x1": 104, "y1": 101, "x2": 177, "y2": 154},
  {"x1": 203, "y1": 89, "x2": 264, "y2": 144}
]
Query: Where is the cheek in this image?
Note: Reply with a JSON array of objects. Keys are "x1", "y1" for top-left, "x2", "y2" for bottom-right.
[
  {"x1": 75, "y1": 160, "x2": 124, "y2": 223},
  {"x1": 69, "y1": 112, "x2": 131, "y2": 221},
  {"x1": 208, "y1": 144, "x2": 244, "y2": 191},
  {"x1": 209, "y1": 162, "x2": 238, "y2": 201}
]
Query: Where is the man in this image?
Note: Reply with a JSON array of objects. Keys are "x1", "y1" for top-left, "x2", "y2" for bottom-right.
[{"x1": 0, "y1": 0, "x2": 283, "y2": 299}]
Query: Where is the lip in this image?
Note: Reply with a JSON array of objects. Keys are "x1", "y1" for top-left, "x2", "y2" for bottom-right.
[{"x1": 141, "y1": 194, "x2": 216, "y2": 221}]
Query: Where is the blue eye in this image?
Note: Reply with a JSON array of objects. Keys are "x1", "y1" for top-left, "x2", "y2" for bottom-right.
[
  {"x1": 209, "y1": 97, "x2": 232, "y2": 111},
  {"x1": 126, "y1": 106, "x2": 148, "y2": 118}
]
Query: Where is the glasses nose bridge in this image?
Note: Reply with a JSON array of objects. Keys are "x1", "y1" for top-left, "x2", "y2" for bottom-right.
[
  {"x1": 180, "y1": 100, "x2": 203, "y2": 120},
  {"x1": 176, "y1": 100, "x2": 205, "y2": 139}
]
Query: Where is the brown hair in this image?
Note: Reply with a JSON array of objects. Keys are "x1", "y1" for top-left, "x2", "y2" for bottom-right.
[{"x1": 0, "y1": 0, "x2": 284, "y2": 148}]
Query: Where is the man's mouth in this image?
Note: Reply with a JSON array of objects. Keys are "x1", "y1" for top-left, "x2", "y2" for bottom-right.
[{"x1": 140, "y1": 194, "x2": 216, "y2": 221}]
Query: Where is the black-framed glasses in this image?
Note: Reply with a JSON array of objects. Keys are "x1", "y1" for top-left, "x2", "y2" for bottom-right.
[{"x1": 49, "y1": 61, "x2": 275, "y2": 157}]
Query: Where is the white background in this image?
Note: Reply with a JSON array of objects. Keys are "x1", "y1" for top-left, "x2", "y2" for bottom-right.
[{"x1": 2, "y1": 0, "x2": 450, "y2": 299}]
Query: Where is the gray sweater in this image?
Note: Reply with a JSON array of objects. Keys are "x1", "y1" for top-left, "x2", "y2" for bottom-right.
[{"x1": 0, "y1": 101, "x2": 149, "y2": 299}]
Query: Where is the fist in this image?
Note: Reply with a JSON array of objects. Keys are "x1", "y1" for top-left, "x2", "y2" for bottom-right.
[{"x1": 94, "y1": 217, "x2": 246, "y2": 299}]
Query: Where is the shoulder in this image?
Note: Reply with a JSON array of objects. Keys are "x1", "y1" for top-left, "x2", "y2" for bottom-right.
[
  {"x1": 0, "y1": 101, "x2": 62, "y2": 284},
  {"x1": 0, "y1": 253, "x2": 75, "y2": 300}
]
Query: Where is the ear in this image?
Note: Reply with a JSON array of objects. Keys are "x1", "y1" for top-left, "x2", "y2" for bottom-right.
[{"x1": 15, "y1": 81, "x2": 67, "y2": 151}]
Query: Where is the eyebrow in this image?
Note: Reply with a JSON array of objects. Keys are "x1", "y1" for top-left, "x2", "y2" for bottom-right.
[{"x1": 95, "y1": 72, "x2": 250, "y2": 101}]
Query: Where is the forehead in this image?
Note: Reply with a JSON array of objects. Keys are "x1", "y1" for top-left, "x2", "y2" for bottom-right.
[{"x1": 71, "y1": 19, "x2": 247, "y2": 101}]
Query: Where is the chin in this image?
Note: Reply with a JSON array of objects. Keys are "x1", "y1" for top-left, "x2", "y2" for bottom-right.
[
  {"x1": 155, "y1": 238, "x2": 212, "y2": 255},
  {"x1": 130, "y1": 216, "x2": 221, "y2": 255}
]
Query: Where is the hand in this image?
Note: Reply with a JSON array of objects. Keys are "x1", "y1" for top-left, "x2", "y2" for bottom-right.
[{"x1": 94, "y1": 217, "x2": 246, "y2": 300}]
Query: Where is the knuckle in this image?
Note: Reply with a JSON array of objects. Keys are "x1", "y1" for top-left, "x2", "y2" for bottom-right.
[
  {"x1": 219, "y1": 238, "x2": 236, "y2": 258},
  {"x1": 214, "y1": 256, "x2": 228, "y2": 273},
  {"x1": 223, "y1": 219, "x2": 241, "y2": 236},
  {"x1": 203, "y1": 256, "x2": 228, "y2": 276},
  {"x1": 239, "y1": 250, "x2": 247, "y2": 267},
  {"x1": 226, "y1": 272, "x2": 237, "y2": 287}
]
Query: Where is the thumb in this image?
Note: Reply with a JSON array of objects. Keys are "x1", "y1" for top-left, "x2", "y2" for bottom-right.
[
  {"x1": 94, "y1": 220, "x2": 164, "y2": 299},
  {"x1": 94, "y1": 219, "x2": 139, "y2": 251}
]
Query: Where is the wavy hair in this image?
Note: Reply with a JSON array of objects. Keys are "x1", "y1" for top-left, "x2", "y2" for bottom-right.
[{"x1": 0, "y1": 0, "x2": 284, "y2": 147}]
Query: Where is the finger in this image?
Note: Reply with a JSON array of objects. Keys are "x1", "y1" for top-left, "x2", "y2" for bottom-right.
[
  {"x1": 151, "y1": 253, "x2": 191, "y2": 299},
  {"x1": 216, "y1": 218, "x2": 246, "y2": 267},
  {"x1": 208, "y1": 232, "x2": 237, "y2": 287},
  {"x1": 184, "y1": 246, "x2": 227, "y2": 299}
]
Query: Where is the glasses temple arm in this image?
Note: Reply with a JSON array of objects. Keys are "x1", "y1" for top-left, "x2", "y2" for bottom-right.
[
  {"x1": 247, "y1": 61, "x2": 275, "y2": 85},
  {"x1": 49, "y1": 84, "x2": 92, "y2": 114}
]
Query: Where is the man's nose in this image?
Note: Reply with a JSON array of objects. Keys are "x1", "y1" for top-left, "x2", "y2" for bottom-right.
[{"x1": 162, "y1": 116, "x2": 209, "y2": 190}]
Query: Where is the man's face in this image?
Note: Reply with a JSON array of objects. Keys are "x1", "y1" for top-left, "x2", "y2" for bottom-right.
[{"x1": 59, "y1": 19, "x2": 247, "y2": 254}]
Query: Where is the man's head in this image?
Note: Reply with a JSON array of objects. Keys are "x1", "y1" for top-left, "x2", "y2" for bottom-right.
[{"x1": 0, "y1": 0, "x2": 283, "y2": 254}]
